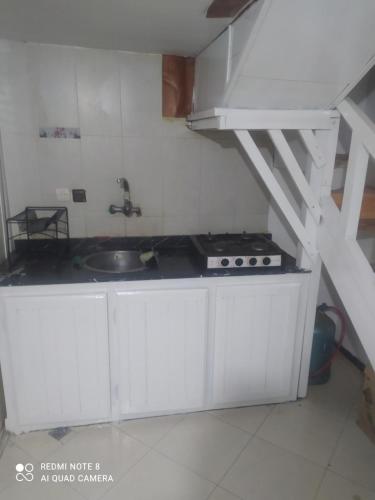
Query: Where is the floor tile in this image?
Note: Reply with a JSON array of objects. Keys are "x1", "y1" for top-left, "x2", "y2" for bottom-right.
[
  {"x1": 57, "y1": 427, "x2": 84, "y2": 445},
  {"x1": 155, "y1": 412, "x2": 249, "y2": 483},
  {"x1": 48, "y1": 424, "x2": 149, "y2": 499},
  {"x1": 329, "y1": 420, "x2": 375, "y2": 492},
  {"x1": 102, "y1": 450, "x2": 214, "y2": 500},
  {"x1": 0, "y1": 481, "x2": 85, "y2": 500},
  {"x1": 208, "y1": 486, "x2": 242, "y2": 500},
  {"x1": 348, "y1": 399, "x2": 362, "y2": 422},
  {"x1": 220, "y1": 437, "x2": 324, "y2": 500},
  {"x1": 0, "y1": 441, "x2": 33, "y2": 493},
  {"x1": 12, "y1": 430, "x2": 62, "y2": 461},
  {"x1": 305, "y1": 355, "x2": 362, "y2": 417},
  {"x1": 117, "y1": 414, "x2": 184, "y2": 447},
  {"x1": 210, "y1": 405, "x2": 273, "y2": 434},
  {"x1": 257, "y1": 400, "x2": 345, "y2": 466},
  {"x1": 0, "y1": 354, "x2": 367, "y2": 500},
  {"x1": 316, "y1": 471, "x2": 375, "y2": 500}
]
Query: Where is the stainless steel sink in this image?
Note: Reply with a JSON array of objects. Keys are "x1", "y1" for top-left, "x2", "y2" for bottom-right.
[{"x1": 82, "y1": 250, "x2": 146, "y2": 274}]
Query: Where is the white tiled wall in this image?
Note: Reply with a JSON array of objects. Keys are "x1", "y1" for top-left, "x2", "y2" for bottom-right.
[{"x1": 0, "y1": 39, "x2": 270, "y2": 237}]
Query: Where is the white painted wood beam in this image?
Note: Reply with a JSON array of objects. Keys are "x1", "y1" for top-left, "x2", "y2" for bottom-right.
[
  {"x1": 298, "y1": 130, "x2": 326, "y2": 169},
  {"x1": 338, "y1": 98, "x2": 375, "y2": 159},
  {"x1": 235, "y1": 130, "x2": 316, "y2": 257},
  {"x1": 187, "y1": 116, "x2": 225, "y2": 131},
  {"x1": 297, "y1": 256, "x2": 321, "y2": 396},
  {"x1": 341, "y1": 133, "x2": 369, "y2": 240},
  {"x1": 188, "y1": 109, "x2": 339, "y2": 131},
  {"x1": 320, "y1": 117, "x2": 341, "y2": 197},
  {"x1": 268, "y1": 130, "x2": 322, "y2": 224},
  {"x1": 297, "y1": 123, "x2": 339, "y2": 397}
]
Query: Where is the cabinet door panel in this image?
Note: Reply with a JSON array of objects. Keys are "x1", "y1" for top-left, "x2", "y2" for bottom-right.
[
  {"x1": 5, "y1": 293, "x2": 110, "y2": 426},
  {"x1": 213, "y1": 283, "x2": 301, "y2": 405},
  {"x1": 116, "y1": 289, "x2": 208, "y2": 415}
]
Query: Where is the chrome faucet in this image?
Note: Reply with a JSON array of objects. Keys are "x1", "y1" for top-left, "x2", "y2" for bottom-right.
[{"x1": 109, "y1": 178, "x2": 142, "y2": 217}]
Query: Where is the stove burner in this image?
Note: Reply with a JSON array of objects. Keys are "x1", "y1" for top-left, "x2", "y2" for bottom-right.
[
  {"x1": 250, "y1": 241, "x2": 269, "y2": 252},
  {"x1": 213, "y1": 240, "x2": 229, "y2": 252}
]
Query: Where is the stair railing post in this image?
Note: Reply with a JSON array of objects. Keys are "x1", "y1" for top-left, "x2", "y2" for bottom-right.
[
  {"x1": 297, "y1": 118, "x2": 340, "y2": 397},
  {"x1": 340, "y1": 133, "x2": 369, "y2": 240}
]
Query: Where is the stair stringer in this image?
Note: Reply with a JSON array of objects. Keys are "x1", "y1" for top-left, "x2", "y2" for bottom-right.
[{"x1": 318, "y1": 196, "x2": 375, "y2": 368}]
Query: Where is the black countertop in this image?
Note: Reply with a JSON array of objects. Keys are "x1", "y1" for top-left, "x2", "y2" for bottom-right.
[{"x1": 0, "y1": 236, "x2": 305, "y2": 287}]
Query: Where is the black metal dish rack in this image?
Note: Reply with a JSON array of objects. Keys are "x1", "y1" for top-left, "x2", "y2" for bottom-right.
[{"x1": 6, "y1": 207, "x2": 69, "y2": 269}]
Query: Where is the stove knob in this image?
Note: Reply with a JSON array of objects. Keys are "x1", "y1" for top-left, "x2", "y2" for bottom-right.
[
  {"x1": 249, "y1": 257, "x2": 257, "y2": 266},
  {"x1": 263, "y1": 257, "x2": 271, "y2": 266},
  {"x1": 221, "y1": 258, "x2": 229, "y2": 267},
  {"x1": 235, "y1": 258, "x2": 243, "y2": 267}
]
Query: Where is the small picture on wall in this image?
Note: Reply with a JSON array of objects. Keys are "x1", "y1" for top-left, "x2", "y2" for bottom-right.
[{"x1": 39, "y1": 127, "x2": 81, "y2": 139}]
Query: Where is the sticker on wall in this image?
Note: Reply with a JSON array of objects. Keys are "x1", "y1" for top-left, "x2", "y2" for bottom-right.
[{"x1": 39, "y1": 127, "x2": 81, "y2": 139}]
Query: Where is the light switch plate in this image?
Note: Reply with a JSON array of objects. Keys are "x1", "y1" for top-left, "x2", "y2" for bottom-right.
[{"x1": 56, "y1": 188, "x2": 70, "y2": 201}]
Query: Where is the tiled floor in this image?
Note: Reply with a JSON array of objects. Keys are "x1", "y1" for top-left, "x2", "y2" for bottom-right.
[{"x1": 1, "y1": 354, "x2": 374, "y2": 499}]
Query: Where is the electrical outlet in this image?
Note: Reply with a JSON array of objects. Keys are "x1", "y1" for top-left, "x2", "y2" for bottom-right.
[
  {"x1": 56, "y1": 188, "x2": 70, "y2": 202},
  {"x1": 72, "y1": 189, "x2": 87, "y2": 202}
]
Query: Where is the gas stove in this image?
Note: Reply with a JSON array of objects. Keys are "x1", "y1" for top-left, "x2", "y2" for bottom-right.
[{"x1": 191, "y1": 232, "x2": 285, "y2": 270}]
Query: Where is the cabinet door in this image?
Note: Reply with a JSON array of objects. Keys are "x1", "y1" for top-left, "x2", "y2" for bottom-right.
[
  {"x1": 4, "y1": 293, "x2": 110, "y2": 426},
  {"x1": 213, "y1": 283, "x2": 301, "y2": 405},
  {"x1": 115, "y1": 288, "x2": 208, "y2": 415}
]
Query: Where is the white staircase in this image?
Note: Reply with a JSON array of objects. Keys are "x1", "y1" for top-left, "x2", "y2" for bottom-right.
[
  {"x1": 188, "y1": 0, "x2": 375, "y2": 384},
  {"x1": 318, "y1": 196, "x2": 375, "y2": 367},
  {"x1": 317, "y1": 98, "x2": 375, "y2": 368},
  {"x1": 188, "y1": 97, "x2": 375, "y2": 388}
]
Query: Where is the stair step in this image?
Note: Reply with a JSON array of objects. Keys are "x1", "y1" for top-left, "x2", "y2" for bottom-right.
[
  {"x1": 334, "y1": 153, "x2": 349, "y2": 168},
  {"x1": 332, "y1": 187, "x2": 375, "y2": 228}
]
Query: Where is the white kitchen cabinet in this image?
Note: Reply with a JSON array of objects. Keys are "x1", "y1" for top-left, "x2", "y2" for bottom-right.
[
  {"x1": 1, "y1": 292, "x2": 110, "y2": 429},
  {"x1": 0, "y1": 274, "x2": 308, "y2": 433},
  {"x1": 114, "y1": 288, "x2": 208, "y2": 416},
  {"x1": 212, "y1": 282, "x2": 303, "y2": 406}
]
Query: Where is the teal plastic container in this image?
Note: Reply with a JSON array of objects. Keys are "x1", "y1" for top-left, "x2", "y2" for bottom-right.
[{"x1": 309, "y1": 307, "x2": 336, "y2": 385}]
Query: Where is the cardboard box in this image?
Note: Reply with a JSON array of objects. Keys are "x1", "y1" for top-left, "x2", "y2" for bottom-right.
[{"x1": 357, "y1": 367, "x2": 375, "y2": 445}]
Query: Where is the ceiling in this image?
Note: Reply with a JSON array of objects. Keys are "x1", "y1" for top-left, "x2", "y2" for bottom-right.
[{"x1": 0, "y1": 0, "x2": 232, "y2": 56}]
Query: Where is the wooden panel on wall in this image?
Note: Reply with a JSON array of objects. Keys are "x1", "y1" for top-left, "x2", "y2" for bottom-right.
[{"x1": 162, "y1": 55, "x2": 195, "y2": 118}]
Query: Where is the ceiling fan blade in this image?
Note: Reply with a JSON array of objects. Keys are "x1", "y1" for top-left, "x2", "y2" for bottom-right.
[{"x1": 206, "y1": 0, "x2": 255, "y2": 18}]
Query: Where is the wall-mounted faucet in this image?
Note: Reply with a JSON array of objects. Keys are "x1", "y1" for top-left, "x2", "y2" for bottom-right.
[{"x1": 109, "y1": 178, "x2": 142, "y2": 217}]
